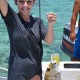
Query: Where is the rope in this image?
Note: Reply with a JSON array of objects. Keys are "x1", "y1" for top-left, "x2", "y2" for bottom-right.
[{"x1": 39, "y1": 0, "x2": 41, "y2": 20}]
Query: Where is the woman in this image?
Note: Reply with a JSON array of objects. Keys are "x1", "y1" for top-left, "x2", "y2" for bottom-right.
[{"x1": 0, "y1": 0, "x2": 56, "y2": 80}]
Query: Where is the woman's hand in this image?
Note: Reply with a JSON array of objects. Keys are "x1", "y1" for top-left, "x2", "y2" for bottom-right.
[
  {"x1": 44, "y1": 13, "x2": 56, "y2": 44},
  {"x1": 31, "y1": 75, "x2": 40, "y2": 80},
  {"x1": 47, "y1": 13, "x2": 56, "y2": 25}
]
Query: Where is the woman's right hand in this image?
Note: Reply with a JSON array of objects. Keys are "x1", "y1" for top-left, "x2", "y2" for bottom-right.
[
  {"x1": 70, "y1": 32, "x2": 76, "y2": 42},
  {"x1": 31, "y1": 75, "x2": 40, "y2": 80}
]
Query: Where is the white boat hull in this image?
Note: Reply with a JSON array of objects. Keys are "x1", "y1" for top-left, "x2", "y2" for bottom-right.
[{"x1": 42, "y1": 61, "x2": 80, "y2": 80}]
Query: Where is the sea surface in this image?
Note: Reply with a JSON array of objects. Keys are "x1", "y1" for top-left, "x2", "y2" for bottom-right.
[{"x1": 0, "y1": 0, "x2": 75, "y2": 76}]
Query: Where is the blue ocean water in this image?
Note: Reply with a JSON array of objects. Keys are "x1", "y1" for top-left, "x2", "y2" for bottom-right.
[{"x1": 0, "y1": 0, "x2": 75, "y2": 75}]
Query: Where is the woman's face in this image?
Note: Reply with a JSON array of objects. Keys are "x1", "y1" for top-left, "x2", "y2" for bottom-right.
[{"x1": 16, "y1": 0, "x2": 34, "y2": 15}]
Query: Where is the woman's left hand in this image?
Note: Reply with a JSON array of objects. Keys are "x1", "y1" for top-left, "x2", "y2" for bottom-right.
[
  {"x1": 31, "y1": 75, "x2": 40, "y2": 80},
  {"x1": 47, "y1": 13, "x2": 56, "y2": 25}
]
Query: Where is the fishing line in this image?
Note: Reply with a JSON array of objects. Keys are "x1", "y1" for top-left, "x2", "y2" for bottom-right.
[{"x1": 39, "y1": 0, "x2": 41, "y2": 20}]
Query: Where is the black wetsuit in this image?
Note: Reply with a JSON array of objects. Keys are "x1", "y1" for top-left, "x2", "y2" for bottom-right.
[{"x1": 1, "y1": 4, "x2": 47, "y2": 80}]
